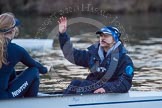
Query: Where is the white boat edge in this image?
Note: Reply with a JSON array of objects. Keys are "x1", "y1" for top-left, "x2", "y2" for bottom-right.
[{"x1": 0, "y1": 91, "x2": 162, "y2": 108}]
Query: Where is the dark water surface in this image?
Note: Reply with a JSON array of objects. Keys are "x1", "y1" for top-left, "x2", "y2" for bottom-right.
[{"x1": 14, "y1": 13, "x2": 162, "y2": 93}]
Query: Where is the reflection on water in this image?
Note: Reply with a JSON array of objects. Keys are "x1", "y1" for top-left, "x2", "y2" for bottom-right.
[{"x1": 13, "y1": 37, "x2": 162, "y2": 93}]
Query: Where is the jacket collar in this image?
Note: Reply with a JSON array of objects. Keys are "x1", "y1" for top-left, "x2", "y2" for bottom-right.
[
  {"x1": 98, "y1": 41, "x2": 121, "y2": 62},
  {"x1": 87, "y1": 41, "x2": 127, "y2": 58}
]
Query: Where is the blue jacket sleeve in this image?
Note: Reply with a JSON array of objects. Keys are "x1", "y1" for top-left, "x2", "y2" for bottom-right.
[
  {"x1": 103, "y1": 55, "x2": 134, "y2": 93},
  {"x1": 59, "y1": 32, "x2": 90, "y2": 67},
  {"x1": 17, "y1": 45, "x2": 47, "y2": 74}
]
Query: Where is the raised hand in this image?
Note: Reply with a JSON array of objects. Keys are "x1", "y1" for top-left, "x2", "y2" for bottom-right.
[{"x1": 57, "y1": 16, "x2": 67, "y2": 34}]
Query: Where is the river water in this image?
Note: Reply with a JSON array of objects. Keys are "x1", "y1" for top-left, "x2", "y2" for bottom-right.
[{"x1": 14, "y1": 13, "x2": 162, "y2": 93}]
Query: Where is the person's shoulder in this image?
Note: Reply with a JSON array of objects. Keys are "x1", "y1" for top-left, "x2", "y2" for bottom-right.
[
  {"x1": 121, "y1": 54, "x2": 133, "y2": 65},
  {"x1": 9, "y1": 42, "x2": 23, "y2": 48},
  {"x1": 9, "y1": 42, "x2": 26, "y2": 52},
  {"x1": 117, "y1": 45, "x2": 132, "y2": 61},
  {"x1": 87, "y1": 42, "x2": 99, "y2": 51}
]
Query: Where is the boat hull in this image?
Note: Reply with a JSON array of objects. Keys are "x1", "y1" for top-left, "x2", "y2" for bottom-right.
[{"x1": 0, "y1": 91, "x2": 162, "y2": 108}]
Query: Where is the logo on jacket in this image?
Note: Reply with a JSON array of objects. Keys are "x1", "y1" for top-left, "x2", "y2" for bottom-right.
[
  {"x1": 97, "y1": 67, "x2": 106, "y2": 72},
  {"x1": 125, "y1": 65, "x2": 134, "y2": 76},
  {"x1": 11, "y1": 81, "x2": 28, "y2": 97}
]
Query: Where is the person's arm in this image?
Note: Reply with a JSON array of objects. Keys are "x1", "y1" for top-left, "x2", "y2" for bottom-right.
[
  {"x1": 104, "y1": 55, "x2": 134, "y2": 93},
  {"x1": 95, "y1": 55, "x2": 134, "y2": 93},
  {"x1": 17, "y1": 45, "x2": 47, "y2": 74},
  {"x1": 58, "y1": 17, "x2": 89, "y2": 67}
]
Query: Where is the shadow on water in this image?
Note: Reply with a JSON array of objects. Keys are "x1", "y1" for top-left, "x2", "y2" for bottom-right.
[{"x1": 14, "y1": 13, "x2": 162, "y2": 92}]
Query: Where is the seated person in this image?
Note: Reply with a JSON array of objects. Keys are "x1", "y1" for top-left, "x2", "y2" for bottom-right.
[
  {"x1": 57, "y1": 17, "x2": 134, "y2": 94},
  {"x1": 0, "y1": 13, "x2": 47, "y2": 99}
]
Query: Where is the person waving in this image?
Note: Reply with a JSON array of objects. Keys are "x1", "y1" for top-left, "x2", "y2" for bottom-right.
[{"x1": 58, "y1": 17, "x2": 134, "y2": 94}]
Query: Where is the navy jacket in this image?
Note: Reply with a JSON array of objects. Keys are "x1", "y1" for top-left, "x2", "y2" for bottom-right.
[
  {"x1": 59, "y1": 32, "x2": 134, "y2": 93},
  {"x1": 0, "y1": 40, "x2": 47, "y2": 97}
]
